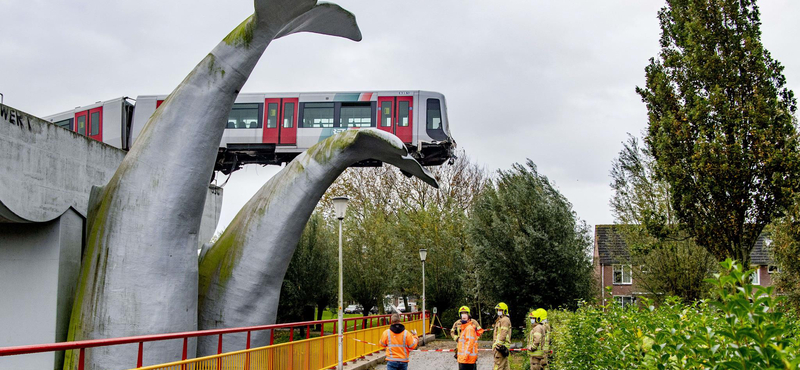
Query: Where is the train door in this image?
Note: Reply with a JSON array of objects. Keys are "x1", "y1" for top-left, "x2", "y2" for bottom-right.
[
  {"x1": 88, "y1": 107, "x2": 103, "y2": 142},
  {"x1": 279, "y1": 98, "x2": 298, "y2": 145},
  {"x1": 394, "y1": 96, "x2": 413, "y2": 143},
  {"x1": 263, "y1": 98, "x2": 280, "y2": 144},
  {"x1": 377, "y1": 96, "x2": 394, "y2": 134},
  {"x1": 75, "y1": 111, "x2": 88, "y2": 136}
]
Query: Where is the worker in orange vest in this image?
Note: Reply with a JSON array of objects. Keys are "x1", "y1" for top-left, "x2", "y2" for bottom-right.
[
  {"x1": 456, "y1": 310, "x2": 479, "y2": 370},
  {"x1": 379, "y1": 313, "x2": 419, "y2": 370}
]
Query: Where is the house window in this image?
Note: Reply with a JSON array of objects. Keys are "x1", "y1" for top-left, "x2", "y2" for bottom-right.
[
  {"x1": 750, "y1": 267, "x2": 761, "y2": 285},
  {"x1": 768, "y1": 265, "x2": 781, "y2": 274},
  {"x1": 614, "y1": 296, "x2": 636, "y2": 309},
  {"x1": 613, "y1": 264, "x2": 632, "y2": 285}
]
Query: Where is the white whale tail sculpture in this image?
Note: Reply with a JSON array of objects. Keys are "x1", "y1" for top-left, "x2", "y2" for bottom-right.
[
  {"x1": 64, "y1": 1, "x2": 360, "y2": 369},
  {"x1": 197, "y1": 129, "x2": 438, "y2": 355}
]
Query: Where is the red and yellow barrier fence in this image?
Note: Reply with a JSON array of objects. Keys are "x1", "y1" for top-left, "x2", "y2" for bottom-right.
[
  {"x1": 132, "y1": 318, "x2": 425, "y2": 370},
  {"x1": 0, "y1": 312, "x2": 427, "y2": 370}
]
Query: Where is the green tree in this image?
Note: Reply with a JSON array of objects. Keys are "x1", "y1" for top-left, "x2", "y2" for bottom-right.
[
  {"x1": 394, "y1": 206, "x2": 470, "y2": 315},
  {"x1": 769, "y1": 198, "x2": 800, "y2": 309},
  {"x1": 277, "y1": 212, "x2": 337, "y2": 325},
  {"x1": 470, "y1": 160, "x2": 594, "y2": 325},
  {"x1": 610, "y1": 135, "x2": 717, "y2": 302},
  {"x1": 637, "y1": 0, "x2": 800, "y2": 265},
  {"x1": 342, "y1": 202, "x2": 394, "y2": 317},
  {"x1": 321, "y1": 154, "x2": 489, "y2": 319}
]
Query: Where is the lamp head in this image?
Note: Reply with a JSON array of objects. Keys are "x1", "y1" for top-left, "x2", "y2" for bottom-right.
[
  {"x1": 419, "y1": 248, "x2": 427, "y2": 262},
  {"x1": 332, "y1": 196, "x2": 349, "y2": 220}
]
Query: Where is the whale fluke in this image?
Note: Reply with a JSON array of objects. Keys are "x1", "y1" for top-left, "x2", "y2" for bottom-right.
[
  {"x1": 63, "y1": 0, "x2": 361, "y2": 368},
  {"x1": 197, "y1": 129, "x2": 437, "y2": 355},
  {"x1": 276, "y1": 3, "x2": 362, "y2": 41}
]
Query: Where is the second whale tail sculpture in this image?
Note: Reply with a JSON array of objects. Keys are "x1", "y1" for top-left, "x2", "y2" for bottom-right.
[
  {"x1": 197, "y1": 129, "x2": 438, "y2": 355},
  {"x1": 65, "y1": 0, "x2": 360, "y2": 369}
]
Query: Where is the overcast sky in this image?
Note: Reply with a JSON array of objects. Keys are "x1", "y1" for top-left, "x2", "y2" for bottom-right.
[{"x1": 3, "y1": 0, "x2": 799, "y2": 235}]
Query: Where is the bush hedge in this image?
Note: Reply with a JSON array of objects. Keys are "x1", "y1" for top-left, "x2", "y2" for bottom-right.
[{"x1": 551, "y1": 260, "x2": 800, "y2": 369}]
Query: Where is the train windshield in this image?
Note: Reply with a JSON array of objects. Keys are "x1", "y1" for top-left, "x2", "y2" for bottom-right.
[{"x1": 426, "y1": 99, "x2": 441, "y2": 130}]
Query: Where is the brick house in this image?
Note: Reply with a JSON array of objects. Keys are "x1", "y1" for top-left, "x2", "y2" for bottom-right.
[{"x1": 594, "y1": 225, "x2": 777, "y2": 307}]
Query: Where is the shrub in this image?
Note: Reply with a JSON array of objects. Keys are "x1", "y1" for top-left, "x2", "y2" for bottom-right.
[{"x1": 551, "y1": 259, "x2": 800, "y2": 369}]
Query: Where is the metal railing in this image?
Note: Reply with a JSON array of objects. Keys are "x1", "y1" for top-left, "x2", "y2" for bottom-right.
[
  {"x1": 0, "y1": 311, "x2": 428, "y2": 370},
  {"x1": 135, "y1": 317, "x2": 426, "y2": 370}
]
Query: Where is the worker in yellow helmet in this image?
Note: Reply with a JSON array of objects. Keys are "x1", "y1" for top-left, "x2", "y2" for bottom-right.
[
  {"x1": 527, "y1": 309, "x2": 550, "y2": 370},
  {"x1": 538, "y1": 308, "x2": 551, "y2": 354},
  {"x1": 492, "y1": 302, "x2": 512, "y2": 370},
  {"x1": 450, "y1": 306, "x2": 483, "y2": 341}
]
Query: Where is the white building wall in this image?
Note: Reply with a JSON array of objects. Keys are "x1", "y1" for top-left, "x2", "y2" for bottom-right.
[{"x1": 0, "y1": 208, "x2": 82, "y2": 370}]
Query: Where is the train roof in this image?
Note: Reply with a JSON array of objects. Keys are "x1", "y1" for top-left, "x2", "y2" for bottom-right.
[{"x1": 136, "y1": 90, "x2": 445, "y2": 100}]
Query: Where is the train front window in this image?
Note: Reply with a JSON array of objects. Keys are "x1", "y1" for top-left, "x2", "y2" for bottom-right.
[
  {"x1": 77, "y1": 115, "x2": 86, "y2": 135},
  {"x1": 381, "y1": 101, "x2": 392, "y2": 127},
  {"x1": 398, "y1": 101, "x2": 409, "y2": 127},
  {"x1": 340, "y1": 103, "x2": 372, "y2": 128},
  {"x1": 302, "y1": 103, "x2": 334, "y2": 128},
  {"x1": 267, "y1": 103, "x2": 278, "y2": 128},
  {"x1": 283, "y1": 103, "x2": 295, "y2": 128},
  {"x1": 90, "y1": 112, "x2": 100, "y2": 135},
  {"x1": 426, "y1": 99, "x2": 442, "y2": 130},
  {"x1": 227, "y1": 103, "x2": 261, "y2": 129}
]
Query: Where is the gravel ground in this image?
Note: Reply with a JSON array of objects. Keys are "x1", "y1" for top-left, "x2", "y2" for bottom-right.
[{"x1": 374, "y1": 340, "x2": 497, "y2": 370}]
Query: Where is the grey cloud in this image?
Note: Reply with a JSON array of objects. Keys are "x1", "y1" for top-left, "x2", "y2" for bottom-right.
[{"x1": 2, "y1": 0, "x2": 799, "y2": 232}]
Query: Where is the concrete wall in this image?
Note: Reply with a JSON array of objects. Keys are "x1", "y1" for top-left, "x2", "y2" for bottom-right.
[
  {"x1": 0, "y1": 104, "x2": 223, "y2": 368},
  {"x1": 0, "y1": 104, "x2": 126, "y2": 223},
  {"x1": 0, "y1": 209, "x2": 82, "y2": 370},
  {"x1": 199, "y1": 185, "x2": 223, "y2": 248}
]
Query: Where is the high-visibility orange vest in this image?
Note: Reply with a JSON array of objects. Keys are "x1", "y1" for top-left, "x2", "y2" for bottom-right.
[
  {"x1": 457, "y1": 322, "x2": 478, "y2": 364},
  {"x1": 379, "y1": 328, "x2": 418, "y2": 362}
]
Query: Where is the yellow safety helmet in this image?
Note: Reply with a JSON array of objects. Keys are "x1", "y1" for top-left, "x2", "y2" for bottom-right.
[
  {"x1": 530, "y1": 308, "x2": 547, "y2": 322},
  {"x1": 494, "y1": 302, "x2": 509, "y2": 314},
  {"x1": 458, "y1": 306, "x2": 471, "y2": 314}
]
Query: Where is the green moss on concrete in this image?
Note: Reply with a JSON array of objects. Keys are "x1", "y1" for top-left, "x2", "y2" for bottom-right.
[
  {"x1": 223, "y1": 14, "x2": 257, "y2": 48},
  {"x1": 198, "y1": 223, "x2": 246, "y2": 303},
  {"x1": 63, "y1": 178, "x2": 117, "y2": 370},
  {"x1": 310, "y1": 130, "x2": 359, "y2": 164}
]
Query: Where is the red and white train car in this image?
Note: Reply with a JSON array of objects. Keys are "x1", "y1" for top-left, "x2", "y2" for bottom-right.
[{"x1": 43, "y1": 90, "x2": 455, "y2": 173}]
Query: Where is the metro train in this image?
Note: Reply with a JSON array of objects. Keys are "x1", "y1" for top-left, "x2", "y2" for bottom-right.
[{"x1": 43, "y1": 91, "x2": 456, "y2": 174}]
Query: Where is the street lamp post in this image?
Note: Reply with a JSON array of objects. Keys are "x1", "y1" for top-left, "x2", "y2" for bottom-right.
[
  {"x1": 332, "y1": 196, "x2": 349, "y2": 370},
  {"x1": 419, "y1": 248, "x2": 427, "y2": 346}
]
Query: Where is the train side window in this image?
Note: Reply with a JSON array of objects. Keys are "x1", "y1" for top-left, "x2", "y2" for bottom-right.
[
  {"x1": 426, "y1": 99, "x2": 441, "y2": 130},
  {"x1": 90, "y1": 111, "x2": 101, "y2": 135},
  {"x1": 283, "y1": 103, "x2": 295, "y2": 128},
  {"x1": 398, "y1": 101, "x2": 410, "y2": 127},
  {"x1": 77, "y1": 115, "x2": 86, "y2": 135},
  {"x1": 54, "y1": 119, "x2": 72, "y2": 130},
  {"x1": 381, "y1": 101, "x2": 392, "y2": 127},
  {"x1": 227, "y1": 103, "x2": 261, "y2": 129},
  {"x1": 302, "y1": 103, "x2": 334, "y2": 128},
  {"x1": 340, "y1": 103, "x2": 372, "y2": 128},
  {"x1": 267, "y1": 103, "x2": 278, "y2": 128}
]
